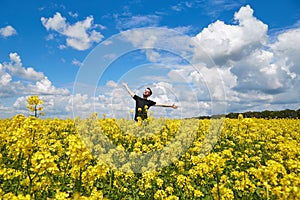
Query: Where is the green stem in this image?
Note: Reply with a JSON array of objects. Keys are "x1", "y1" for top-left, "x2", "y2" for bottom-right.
[{"x1": 216, "y1": 171, "x2": 221, "y2": 200}]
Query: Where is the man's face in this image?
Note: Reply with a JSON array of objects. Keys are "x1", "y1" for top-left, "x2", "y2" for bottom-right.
[{"x1": 143, "y1": 88, "x2": 151, "y2": 97}]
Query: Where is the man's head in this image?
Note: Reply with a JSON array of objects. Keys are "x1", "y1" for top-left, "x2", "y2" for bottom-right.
[{"x1": 143, "y1": 87, "x2": 152, "y2": 98}]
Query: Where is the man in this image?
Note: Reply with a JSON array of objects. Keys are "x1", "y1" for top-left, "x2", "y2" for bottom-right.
[{"x1": 122, "y1": 82, "x2": 178, "y2": 121}]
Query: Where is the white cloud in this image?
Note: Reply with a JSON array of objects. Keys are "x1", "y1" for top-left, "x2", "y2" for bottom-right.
[
  {"x1": 203, "y1": 0, "x2": 244, "y2": 19},
  {"x1": 5, "y1": 53, "x2": 44, "y2": 81},
  {"x1": 115, "y1": 14, "x2": 160, "y2": 30},
  {"x1": 106, "y1": 80, "x2": 118, "y2": 88},
  {"x1": 0, "y1": 25, "x2": 17, "y2": 37},
  {"x1": 68, "y1": 11, "x2": 79, "y2": 18},
  {"x1": 68, "y1": 93, "x2": 91, "y2": 114},
  {"x1": 196, "y1": 5, "x2": 268, "y2": 65},
  {"x1": 171, "y1": 1, "x2": 202, "y2": 12},
  {"x1": 28, "y1": 77, "x2": 69, "y2": 95},
  {"x1": 72, "y1": 59, "x2": 82, "y2": 66},
  {"x1": 270, "y1": 28, "x2": 300, "y2": 74},
  {"x1": 230, "y1": 49, "x2": 290, "y2": 93},
  {"x1": 41, "y1": 12, "x2": 104, "y2": 50},
  {"x1": 0, "y1": 73, "x2": 12, "y2": 85}
]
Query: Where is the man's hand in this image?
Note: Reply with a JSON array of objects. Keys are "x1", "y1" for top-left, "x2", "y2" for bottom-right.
[
  {"x1": 171, "y1": 104, "x2": 178, "y2": 109},
  {"x1": 155, "y1": 103, "x2": 178, "y2": 108},
  {"x1": 122, "y1": 82, "x2": 135, "y2": 97}
]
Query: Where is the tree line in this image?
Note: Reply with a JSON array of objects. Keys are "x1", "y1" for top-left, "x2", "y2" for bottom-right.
[{"x1": 197, "y1": 109, "x2": 300, "y2": 119}]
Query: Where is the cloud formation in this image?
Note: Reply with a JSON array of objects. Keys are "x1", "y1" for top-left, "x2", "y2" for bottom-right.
[
  {"x1": 0, "y1": 25, "x2": 17, "y2": 37},
  {"x1": 0, "y1": 53, "x2": 70, "y2": 117},
  {"x1": 194, "y1": 5, "x2": 300, "y2": 112},
  {"x1": 5, "y1": 53, "x2": 44, "y2": 81},
  {"x1": 114, "y1": 12, "x2": 161, "y2": 30},
  {"x1": 41, "y1": 12, "x2": 104, "y2": 50},
  {"x1": 196, "y1": 5, "x2": 268, "y2": 65}
]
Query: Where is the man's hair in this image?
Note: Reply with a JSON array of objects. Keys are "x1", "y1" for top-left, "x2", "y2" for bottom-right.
[{"x1": 147, "y1": 87, "x2": 152, "y2": 96}]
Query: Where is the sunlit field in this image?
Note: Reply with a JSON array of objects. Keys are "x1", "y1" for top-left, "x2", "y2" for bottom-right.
[{"x1": 0, "y1": 114, "x2": 299, "y2": 199}]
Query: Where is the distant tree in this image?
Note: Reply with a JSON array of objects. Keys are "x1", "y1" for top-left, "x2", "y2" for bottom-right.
[
  {"x1": 26, "y1": 95, "x2": 44, "y2": 118},
  {"x1": 226, "y1": 112, "x2": 239, "y2": 119}
]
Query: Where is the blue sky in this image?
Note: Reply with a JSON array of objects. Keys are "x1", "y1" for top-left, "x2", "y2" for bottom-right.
[{"x1": 0, "y1": 0, "x2": 300, "y2": 119}]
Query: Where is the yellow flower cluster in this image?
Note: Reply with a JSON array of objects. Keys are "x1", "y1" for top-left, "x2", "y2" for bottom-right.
[
  {"x1": 26, "y1": 95, "x2": 44, "y2": 117},
  {"x1": 0, "y1": 114, "x2": 299, "y2": 199}
]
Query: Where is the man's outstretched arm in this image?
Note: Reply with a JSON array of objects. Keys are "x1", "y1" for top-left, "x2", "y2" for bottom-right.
[
  {"x1": 155, "y1": 103, "x2": 178, "y2": 109},
  {"x1": 122, "y1": 82, "x2": 135, "y2": 97}
]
